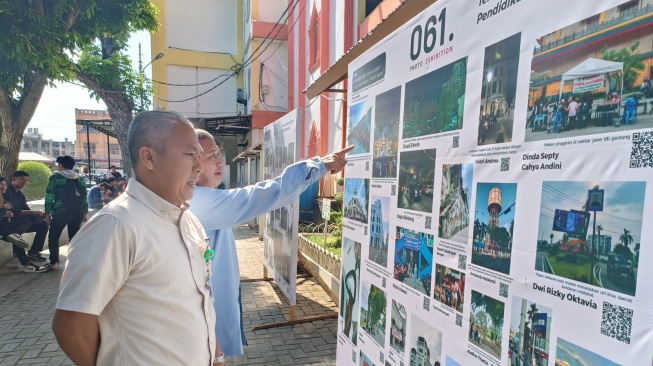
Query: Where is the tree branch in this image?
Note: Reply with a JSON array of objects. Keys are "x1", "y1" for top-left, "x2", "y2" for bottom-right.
[
  {"x1": 35, "y1": 0, "x2": 45, "y2": 16},
  {"x1": 65, "y1": 2, "x2": 84, "y2": 30},
  {"x1": 15, "y1": 70, "x2": 48, "y2": 129}
]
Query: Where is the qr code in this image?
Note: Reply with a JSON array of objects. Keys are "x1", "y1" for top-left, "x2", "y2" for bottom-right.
[
  {"x1": 601, "y1": 301, "x2": 633, "y2": 344},
  {"x1": 364, "y1": 226, "x2": 368, "y2": 235},
  {"x1": 458, "y1": 254, "x2": 467, "y2": 270},
  {"x1": 499, "y1": 282, "x2": 508, "y2": 298},
  {"x1": 380, "y1": 352, "x2": 384, "y2": 364},
  {"x1": 500, "y1": 157, "x2": 510, "y2": 171},
  {"x1": 630, "y1": 131, "x2": 653, "y2": 167},
  {"x1": 365, "y1": 161, "x2": 370, "y2": 171},
  {"x1": 453, "y1": 136, "x2": 459, "y2": 148},
  {"x1": 425, "y1": 216, "x2": 432, "y2": 230},
  {"x1": 456, "y1": 313, "x2": 463, "y2": 327},
  {"x1": 423, "y1": 296, "x2": 430, "y2": 311},
  {"x1": 391, "y1": 184, "x2": 397, "y2": 196},
  {"x1": 382, "y1": 277, "x2": 387, "y2": 288}
]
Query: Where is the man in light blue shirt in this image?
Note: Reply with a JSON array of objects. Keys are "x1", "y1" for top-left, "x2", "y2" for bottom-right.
[
  {"x1": 189, "y1": 129, "x2": 352, "y2": 356},
  {"x1": 87, "y1": 183, "x2": 110, "y2": 209}
]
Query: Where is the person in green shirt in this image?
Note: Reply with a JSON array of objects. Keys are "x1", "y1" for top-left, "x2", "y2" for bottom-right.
[{"x1": 43, "y1": 155, "x2": 88, "y2": 271}]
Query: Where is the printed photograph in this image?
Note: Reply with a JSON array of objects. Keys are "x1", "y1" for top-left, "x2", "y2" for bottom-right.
[
  {"x1": 536, "y1": 181, "x2": 645, "y2": 297},
  {"x1": 390, "y1": 300, "x2": 407, "y2": 355},
  {"x1": 340, "y1": 237, "x2": 362, "y2": 345},
  {"x1": 344, "y1": 178, "x2": 369, "y2": 224},
  {"x1": 403, "y1": 57, "x2": 467, "y2": 138},
  {"x1": 360, "y1": 281, "x2": 387, "y2": 347},
  {"x1": 446, "y1": 356, "x2": 461, "y2": 366},
  {"x1": 393, "y1": 226, "x2": 434, "y2": 296},
  {"x1": 433, "y1": 264, "x2": 465, "y2": 313},
  {"x1": 373, "y1": 86, "x2": 401, "y2": 178},
  {"x1": 398, "y1": 149, "x2": 436, "y2": 213},
  {"x1": 555, "y1": 338, "x2": 620, "y2": 366},
  {"x1": 508, "y1": 297, "x2": 553, "y2": 366},
  {"x1": 472, "y1": 183, "x2": 517, "y2": 275},
  {"x1": 469, "y1": 290, "x2": 505, "y2": 360},
  {"x1": 525, "y1": 2, "x2": 653, "y2": 142},
  {"x1": 360, "y1": 351, "x2": 375, "y2": 366},
  {"x1": 348, "y1": 101, "x2": 372, "y2": 155},
  {"x1": 478, "y1": 33, "x2": 522, "y2": 145},
  {"x1": 369, "y1": 196, "x2": 391, "y2": 267},
  {"x1": 439, "y1": 163, "x2": 473, "y2": 243},
  {"x1": 408, "y1": 313, "x2": 442, "y2": 366}
]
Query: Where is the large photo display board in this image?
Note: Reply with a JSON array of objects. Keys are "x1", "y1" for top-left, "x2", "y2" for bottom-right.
[
  {"x1": 263, "y1": 109, "x2": 301, "y2": 305},
  {"x1": 338, "y1": 0, "x2": 653, "y2": 365}
]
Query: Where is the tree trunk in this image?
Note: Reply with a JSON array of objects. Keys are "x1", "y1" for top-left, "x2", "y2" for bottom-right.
[{"x1": 0, "y1": 71, "x2": 48, "y2": 178}]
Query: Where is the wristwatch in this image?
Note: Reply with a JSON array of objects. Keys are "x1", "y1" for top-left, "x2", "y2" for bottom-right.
[{"x1": 213, "y1": 352, "x2": 225, "y2": 364}]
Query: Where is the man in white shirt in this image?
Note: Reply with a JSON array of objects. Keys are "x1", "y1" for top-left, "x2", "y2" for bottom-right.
[{"x1": 53, "y1": 111, "x2": 225, "y2": 366}]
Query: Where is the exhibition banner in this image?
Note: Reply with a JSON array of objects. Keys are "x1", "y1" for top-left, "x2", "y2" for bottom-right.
[
  {"x1": 338, "y1": 0, "x2": 653, "y2": 365},
  {"x1": 263, "y1": 109, "x2": 301, "y2": 305}
]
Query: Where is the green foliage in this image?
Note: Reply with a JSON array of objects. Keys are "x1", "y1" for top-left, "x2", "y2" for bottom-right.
[
  {"x1": 17, "y1": 161, "x2": 51, "y2": 201},
  {"x1": 471, "y1": 291, "x2": 504, "y2": 331},
  {"x1": 368, "y1": 285, "x2": 387, "y2": 327},
  {"x1": 334, "y1": 191, "x2": 344, "y2": 204},
  {"x1": 601, "y1": 41, "x2": 646, "y2": 91},
  {"x1": 619, "y1": 228, "x2": 633, "y2": 248}
]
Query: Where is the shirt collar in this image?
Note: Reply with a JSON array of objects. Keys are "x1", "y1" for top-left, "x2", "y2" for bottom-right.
[{"x1": 126, "y1": 178, "x2": 186, "y2": 224}]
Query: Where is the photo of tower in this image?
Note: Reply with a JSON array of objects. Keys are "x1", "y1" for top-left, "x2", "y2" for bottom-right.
[
  {"x1": 348, "y1": 101, "x2": 372, "y2": 155},
  {"x1": 369, "y1": 196, "x2": 391, "y2": 267},
  {"x1": 373, "y1": 86, "x2": 401, "y2": 178},
  {"x1": 472, "y1": 183, "x2": 517, "y2": 275},
  {"x1": 408, "y1": 313, "x2": 442, "y2": 366},
  {"x1": 344, "y1": 178, "x2": 370, "y2": 224}
]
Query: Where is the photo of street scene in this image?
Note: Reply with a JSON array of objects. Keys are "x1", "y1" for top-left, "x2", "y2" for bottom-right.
[
  {"x1": 398, "y1": 149, "x2": 436, "y2": 213},
  {"x1": 555, "y1": 338, "x2": 620, "y2": 366},
  {"x1": 469, "y1": 290, "x2": 505, "y2": 360},
  {"x1": 446, "y1": 356, "x2": 462, "y2": 366},
  {"x1": 369, "y1": 196, "x2": 391, "y2": 267},
  {"x1": 348, "y1": 101, "x2": 372, "y2": 155},
  {"x1": 344, "y1": 178, "x2": 369, "y2": 224},
  {"x1": 403, "y1": 57, "x2": 467, "y2": 138},
  {"x1": 393, "y1": 226, "x2": 434, "y2": 296},
  {"x1": 408, "y1": 313, "x2": 442, "y2": 366},
  {"x1": 390, "y1": 300, "x2": 407, "y2": 355},
  {"x1": 360, "y1": 281, "x2": 387, "y2": 347},
  {"x1": 508, "y1": 297, "x2": 552, "y2": 366},
  {"x1": 525, "y1": 2, "x2": 653, "y2": 142},
  {"x1": 433, "y1": 264, "x2": 465, "y2": 313},
  {"x1": 478, "y1": 33, "x2": 521, "y2": 145},
  {"x1": 360, "y1": 351, "x2": 375, "y2": 366},
  {"x1": 340, "y1": 237, "x2": 361, "y2": 345},
  {"x1": 472, "y1": 183, "x2": 517, "y2": 275},
  {"x1": 536, "y1": 181, "x2": 645, "y2": 297},
  {"x1": 373, "y1": 86, "x2": 400, "y2": 178},
  {"x1": 439, "y1": 163, "x2": 473, "y2": 243}
]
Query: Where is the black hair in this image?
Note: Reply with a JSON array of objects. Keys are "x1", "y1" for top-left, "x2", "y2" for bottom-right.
[
  {"x1": 56, "y1": 155, "x2": 76, "y2": 169},
  {"x1": 12, "y1": 171, "x2": 29, "y2": 178}
]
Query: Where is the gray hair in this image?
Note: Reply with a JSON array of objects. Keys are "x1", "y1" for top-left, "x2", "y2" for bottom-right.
[
  {"x1": 195, "y1": 129, "x2": 221, "y2": 148},
  {"x1": 128, "y1": 111, "x2": 193, "y2": 170}
]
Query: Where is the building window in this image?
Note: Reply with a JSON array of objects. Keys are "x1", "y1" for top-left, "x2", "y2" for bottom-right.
[
  {"x1": 365, "y1": 0, "x2": 383, "y2": 17},
  {"x1": 584, "y1": 14, "x2": 600, "y2": 28},
  {"x1": 619, "y1": 0, "x2": 639, "y2": 15},
  {"x1": 109, "y1": 144, "x2": 120, "y2": 155},
  {"x1": 83, "y1": 143, "x2": 96, "y2": 155},
  {"x1": 309, "y1": 5, "x2": 320, "y2": 70}
]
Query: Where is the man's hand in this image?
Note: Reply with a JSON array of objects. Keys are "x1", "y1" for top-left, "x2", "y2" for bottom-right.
[
  {"x1": 44, "y1": 214, "x2": 52, "y2": 225},
  {"x1": 3, "y1": 203, "x2": 11, "y2": 210},
  {"x1": 4, "y1": 211, "x2": 12, "y2": 218},
  {"x1": 82, "y1": 215, "x2": 88, "y2": 223},
  {"x1": 322, "y1": 145, "x2": 354, "y2": 174}
]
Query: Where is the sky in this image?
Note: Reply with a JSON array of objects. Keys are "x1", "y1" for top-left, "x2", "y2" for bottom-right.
[
  {"x1": 371, "y1": 195, "x2": 390, "y2": 239},
  {"x1": 409, "y1": 312, "x2": 442, "y2": 364},
  {"x1": 474, "y1": 182, "x2": 517, "y2": 231},
  {"x1": 26, "y1": 30, "x2": 152, "y2": 142},
  {"x1": 509, "y1": 297, "x2": 553, "y2": 340},
  {"x1": 345, "y1": 178, "x2": 369, "y2": 210},
  {"x1": 555, "y1": 338, "x2": 619, "y2": 366},
  {"x1": 537, "y1": 181, "x2": 645, "y2": 245}
]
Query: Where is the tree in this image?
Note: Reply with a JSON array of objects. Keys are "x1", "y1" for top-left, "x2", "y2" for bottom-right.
[
  {"x1": 619, "y1": 228, "x2": 633, "y2": 248},
  {"x1": 601, "y1": 41, "x2": 646, "y2": 91},
  {"x1": 368, "y1": 285, "x2": 387, "y2": 329},
  {"x1": 0, "y1": 1, "x2": 157, "y2": 178},
  {"x1": 549, "y1": 233, "x2": 554, "y2": 246}
]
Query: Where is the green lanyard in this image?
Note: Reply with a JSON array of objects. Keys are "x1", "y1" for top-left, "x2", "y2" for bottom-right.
[{"x1": 204, "y1": 247, "x2": 215, "y2": 263}]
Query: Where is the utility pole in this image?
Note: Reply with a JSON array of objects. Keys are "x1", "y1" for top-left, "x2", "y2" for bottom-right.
[{"x1": 138, "y1": 43, "x2": 144, "y2": 112}]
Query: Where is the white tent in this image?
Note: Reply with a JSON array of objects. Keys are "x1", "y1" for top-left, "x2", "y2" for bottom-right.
[{"x1": 558, "y1": 58, "x2": 624, "y2": 102}]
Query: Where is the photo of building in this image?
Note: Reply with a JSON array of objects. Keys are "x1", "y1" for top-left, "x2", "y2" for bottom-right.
[
  {"x1": 439, "y1": 164, "x2": 473, "y2": 243},
  {"x1": 525, "y1": 1, "x2": 653, "y2": 142},
  {"x1": 398, "y1": 149, "x2": 436, "y2": 213},
  {"x1": 508, "y1": 297, "x2": 553, "y2": 366},
  {"x1": 536, "y1": 181, "x2": 645, "y2": 296},
  {"x1": 478, "y1": 33, "x2": 522, "y2": 145},
  {"x1": 472, "y1": 183, "x2": 517, "y2": 275},
  {"x1": 360, "y1": 351, "x2": 375, "y2": 366},
  {"x1": 394, "y1": 226, "x2": 434, "y2": 297},
  {"x1": 369, "y1": 196, "x2": 390, "y2": 267},
  {"x1": 373, "y1": 86, "x2": 401, "y2": 178},
  {"x1": 408, "y1": 313, "x2": 442, "y2": 366},
  {"x1": 403, "y1": 57, "x2": 467, "y2": 138},
  {"x1": 390, "y1": 300, "x2": 407, "y2": 355},
  {"x1": 360, "y1": 281, "x2": 387, "y2": 348},
  {"x1": 344, "y1": 178, "x2": 370, "y2": 224},
  {"x1": 348, "y1": 102, "x2": 372, "y2": 155}
]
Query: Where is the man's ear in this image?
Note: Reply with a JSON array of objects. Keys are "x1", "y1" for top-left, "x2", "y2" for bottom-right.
[{"x1": 139, "y1": 147, "x2": 156, "y2": 171}]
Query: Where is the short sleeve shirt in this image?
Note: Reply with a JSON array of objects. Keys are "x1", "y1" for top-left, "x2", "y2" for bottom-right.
[{"x1": 56, "y1": 178, "x2": 216, "y2": 365}]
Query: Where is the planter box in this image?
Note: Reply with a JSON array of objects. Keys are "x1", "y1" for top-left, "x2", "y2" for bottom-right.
[{"x1": 298, "y1": 234, "x2": 341, "y2": 303}]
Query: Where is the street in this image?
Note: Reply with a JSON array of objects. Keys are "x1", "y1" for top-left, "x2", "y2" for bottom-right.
[
  {"x1": 535, "y1": 251, "x2": 554, "y2": 274},
  {"x1": 525, "y1": 113, "x2": 653, "y2": 142},
  {"x1": 479, "y1": 115, "x2": 515, "y2": 145},
  {"x1": 398, "y1": 191, "x2": 433, "y2": 213},
  {"x1": 594, "y1": 262, "x2": 636, "y2": 297},
  {"x1": 369, "y1": 246, "x2": 388, "y2": 267}
]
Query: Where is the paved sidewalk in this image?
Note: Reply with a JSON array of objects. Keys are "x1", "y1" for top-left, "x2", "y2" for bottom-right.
[{"x1": 0, "y1": 225, "x2": 338, "y2": 365}]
